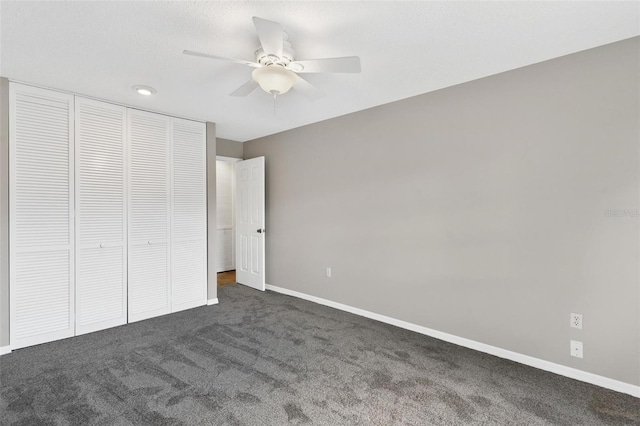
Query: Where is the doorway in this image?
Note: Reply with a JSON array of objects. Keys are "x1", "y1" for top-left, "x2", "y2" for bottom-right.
[{"x1": 216, "y1": 156, "x2": 241, "y2": 286}]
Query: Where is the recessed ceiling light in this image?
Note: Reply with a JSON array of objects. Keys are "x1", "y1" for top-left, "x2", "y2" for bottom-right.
[{"x1": 133, "y1": 85, "x2": 156, "y2": 96}]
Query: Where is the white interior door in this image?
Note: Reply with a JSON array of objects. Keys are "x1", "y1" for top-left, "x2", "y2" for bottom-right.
[
  {"x1": 75, "y1": 97, "x2": 127, "y2": 335},
  {"x1": 235, "y1": 157, "x2": 265, "y2": 291},
  {"x1": 171, "y1": 118, "x2": 207, "y2": 313},
  {"x1": 9, "y1": 83, "x2": 75, "y2": 349},
  {"x1": 127, "y1": 109, "x2": 171, "y2": 322}
]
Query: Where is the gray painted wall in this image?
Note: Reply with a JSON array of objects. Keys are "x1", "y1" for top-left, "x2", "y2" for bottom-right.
[
  {"x1": 244, "y1": 38, "x2": 640, "y2": 386},
  {"x1": 0, "y1": 77, "x2": 9, "y2": 349},
  {"x1": 217, "y1": 138, "x2": 244, "y2": 159},
  {"x1": 207, "y1": 123, "x2": 217, "y2": 302}
]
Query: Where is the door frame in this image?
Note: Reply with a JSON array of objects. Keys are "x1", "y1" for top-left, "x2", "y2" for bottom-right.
[{"x1": 216, "y1": 156, "x2": 241, "y2": 274}]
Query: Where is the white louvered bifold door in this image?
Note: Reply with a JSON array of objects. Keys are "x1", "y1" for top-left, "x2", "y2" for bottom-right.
[
  {"x1": 75, "y1": 98, "x2": 127, "y2": 335},
  {"x1": 171, "y1": 118, "x2": 207, "y2": 313},
  {"x1": 9, "y1": 83, "x2": 75, "y2": 349},
  {"x1": 127, "y1": 109, "x2": 171, "y2": 323}
]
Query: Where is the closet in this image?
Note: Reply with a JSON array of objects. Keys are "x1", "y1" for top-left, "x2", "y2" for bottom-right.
[{"x1": 9, "y1": 83, "x2": 207, "y2": 349}]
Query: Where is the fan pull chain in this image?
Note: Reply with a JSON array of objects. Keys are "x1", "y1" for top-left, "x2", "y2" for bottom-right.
[{"x1": 273, "y1": 92, "x2": 277, "y2": 118}]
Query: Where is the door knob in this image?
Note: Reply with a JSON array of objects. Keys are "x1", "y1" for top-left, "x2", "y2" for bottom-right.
[{"x1": 257, "y1": 229, "x2": 265, "y2": 233}]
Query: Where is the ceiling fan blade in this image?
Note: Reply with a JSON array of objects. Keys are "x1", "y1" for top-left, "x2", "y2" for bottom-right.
[
  {"x1": 288, "y1": 56, "x2": 361, "y2": 73},
  {"x1": 252, "y1": 17, "x2": 284, "y2": 59},
  {"x1": 183, "y1": 50, "x2": 259, "y2": 67},
  {"x1": 230, "y1": 79, "x2": 259, "y2": 97},
  {"x1": 293, "y1": 76, "x2": 324, "y2": 101}
]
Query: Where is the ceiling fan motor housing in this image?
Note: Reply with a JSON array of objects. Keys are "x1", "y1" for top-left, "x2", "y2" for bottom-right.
[{"x1": 255, "y1": 39, "x2": 296, "y2": 67}]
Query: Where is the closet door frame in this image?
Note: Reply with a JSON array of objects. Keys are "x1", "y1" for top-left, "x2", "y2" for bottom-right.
[
  {"x1": 9, "y1": 83, "x2": 75, "y2": 349},
  {"x1": 74, "y1": 97, "x2": 128, "y2": 335}
]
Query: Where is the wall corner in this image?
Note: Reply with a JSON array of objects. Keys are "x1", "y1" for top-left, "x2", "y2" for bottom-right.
[{"x1": 206, "y1": 122, "x2": 217, "y2": 302}]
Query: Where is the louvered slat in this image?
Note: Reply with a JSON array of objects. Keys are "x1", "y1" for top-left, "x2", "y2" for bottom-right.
[
  {"x1": 77, "y1": 247, "x2": 125, "y2": 326},
  {"x1": 128, "y1": 244, "x2": 169, "y2": 320},
  {"x1": 172, "y1": 240, "x2": 206, "y2": 306},
  {"x1": 9, "y1": 83, "x2": 75, "y2": 349},
  {"x1": 13, "y1": 251, "x2": 71, "y2": 338},
  {"x1": 75, "y1": 98, "x2": 127, "y2": 335},
  {"x1": 127, "y1": 109, "x2": 171, "y2": 322},
  {"x1": 171, "y1": 118, "x2": 207, "y2": 313}
]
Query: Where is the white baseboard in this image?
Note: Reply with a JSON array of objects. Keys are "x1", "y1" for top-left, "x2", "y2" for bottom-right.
[
  {"x1": 0, "y1": 345, "x2": 11, "y2": 356},
  {"x1": 265, "y1": 283, "x2": 640, "y2": 398},
  {"x1": 207, "y1": 298, "x2": 219, "y2": 306}
]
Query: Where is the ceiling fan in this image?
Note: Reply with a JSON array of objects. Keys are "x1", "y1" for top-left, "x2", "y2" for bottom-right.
[{"x1": 184, "y1": 17, "x2": 361, "y2": 100}]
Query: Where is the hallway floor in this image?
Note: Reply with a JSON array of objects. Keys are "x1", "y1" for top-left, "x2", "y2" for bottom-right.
[{"x1": 217, "y1": 270, "x2": 236, "y2": 286}]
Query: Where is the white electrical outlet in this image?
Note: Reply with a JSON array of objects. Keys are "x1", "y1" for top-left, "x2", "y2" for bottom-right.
[
  {"x1": 570, "y1": 313, "x2": 583, "y2": 329},
  {"x1": 570, "y1": 340, "x2": 583, "y2": 358},
  {"x1": 326, "y1": 267, "x2": 332, "y2": 278}
]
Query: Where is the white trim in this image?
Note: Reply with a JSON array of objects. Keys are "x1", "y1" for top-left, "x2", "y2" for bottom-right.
[
  {"x1": 207, "y1": 298, "x2": 219, "y2": 306},
  {"x1": 0, "y1": 346, "x2": 11, "y2": 356},
  {"x1": 216, "y1": 156, "x2": 242, "y2": 163},
  {"x1": 265, "y1": 283, "x2": 640, "y2": 398}
]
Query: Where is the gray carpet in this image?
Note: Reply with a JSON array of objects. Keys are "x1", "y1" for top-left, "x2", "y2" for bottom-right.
[{"x1": 1, "y1": 284, "x2": 638, "y2": 425}]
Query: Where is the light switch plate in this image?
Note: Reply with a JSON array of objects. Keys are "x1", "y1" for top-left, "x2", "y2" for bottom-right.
[{"x1": 570, "y1": 340, "x2": 583, "y2": 358}]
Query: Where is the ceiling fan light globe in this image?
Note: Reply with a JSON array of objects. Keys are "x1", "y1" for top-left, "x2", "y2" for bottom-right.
[{"x1": 252, "y1": 66, "x2": 296, "y2": 95}]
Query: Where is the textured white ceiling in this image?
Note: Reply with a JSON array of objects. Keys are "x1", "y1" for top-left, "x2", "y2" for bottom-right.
[{"x1": 1, "y1": 1, "x2": 638, "y2": 142}]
